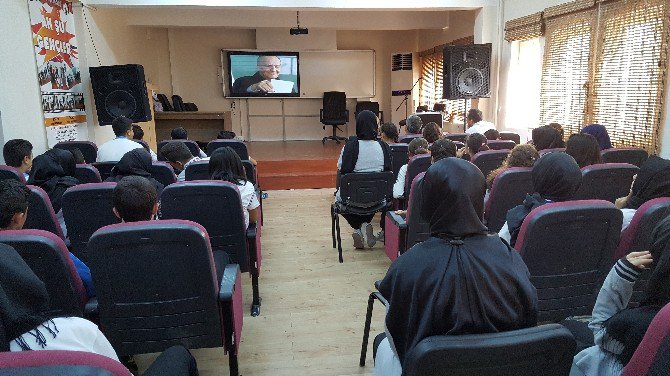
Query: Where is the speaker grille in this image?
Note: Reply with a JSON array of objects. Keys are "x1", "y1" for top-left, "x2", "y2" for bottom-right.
[
  {"x1": 443, "y1": 44, "x2": 491, "y2": 100},
  {"x1": 89, "y1": 64, "x2": 152, "y2": 125},
  {"x1": 392, "y1": 53, "x2": 413, "y2": 71}
]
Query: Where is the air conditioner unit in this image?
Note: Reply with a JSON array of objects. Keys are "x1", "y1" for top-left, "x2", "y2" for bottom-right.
[{"x1": 390, "y1": 52, "x2": 418, "y2": 125}]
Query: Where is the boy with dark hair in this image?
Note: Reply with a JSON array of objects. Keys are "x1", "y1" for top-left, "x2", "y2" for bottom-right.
[
  {"x1": 96, "y1": 116, "x2": 149, "y2": 162},
  {"x1": 131, "y1": 124, "x2": 158, "y2": 160},
  {"x1": 171, "y1": 127, "x2": 207, "y2": 157},
  {"x1": 429, "y1": 138, "x2": 457, "y2": 163},
  {"x1": 3, "y1": 139, "x2": 33, "y2": 181},
  {"x1": 160, "y1": 141, "x2": 206, "y2": 182},
  {"x1": 465, "y1": 108, "x2": 496, "y2": 136},
  {"x1": 112, "y1": 176, "x2": 159, "y2": 222},
  {"x1": 0, "y1": 179, "x2": 95, "y2": 298}
]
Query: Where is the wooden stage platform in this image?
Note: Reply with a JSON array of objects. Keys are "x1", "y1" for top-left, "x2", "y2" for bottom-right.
[{"x1": 248, "y1": 141, "x2": 342, "y2": 190}]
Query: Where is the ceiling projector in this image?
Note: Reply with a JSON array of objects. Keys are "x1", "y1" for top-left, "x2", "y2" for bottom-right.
[{"x1": 290, "y1": 27, "x2": 309, "y2": 35}]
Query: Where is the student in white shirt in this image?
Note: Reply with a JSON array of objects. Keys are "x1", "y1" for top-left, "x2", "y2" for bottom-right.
[
  {"x1": 393, "y1": 138, "x2": 429, "y2": 199},
  {"x1": 96, "y1": 116, "x2": 146, "y2": 162},
  {"x1": 464, "y1": 108, "x2": 496, "y2": 136},
  {"x1": 160, "y1": 141, "x2": 208, "y2": 182},
  {"x1": 209, "y1": 147, "x2": 259, "y2": 229},
  {"x1": 2, "y1": 139, "x2": 33, "y2": 181}
]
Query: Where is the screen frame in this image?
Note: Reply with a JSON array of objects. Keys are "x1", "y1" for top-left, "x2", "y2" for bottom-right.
[{"x1": 226, "y1": 51, "x2": 300, "y2": 98}]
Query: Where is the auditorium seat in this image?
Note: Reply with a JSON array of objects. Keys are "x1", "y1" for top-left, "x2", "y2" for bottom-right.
[
  {"x1": 62, "y1": 182, "x2": 120, "y2": 263},
  {"x1": 514, "y1": 200, "x2": 622, "y2": 322},
  {"x1": 614, "y1": 197, "x2": 670, "y2": 307},
  {"x1": 389, "y1": 143, "x2": 409, "y2": 181},
  {"x1": 538, "y1": 147, "x2": 565, "y2": 156},
  {"x1": 0, "y1": 350, "x2": 132, "y2": 376},
  {"x1": 444, "y1": 133, "x2": 467, "y2": 143},
  {"x1": 160, "y1": 181, "x2": 262, "y2": 316},
  {"x1": 86, "y1": 220, "x2": 243, "y2": 375},
  {"x1": 185, "y1": 160, "x2": 210, "y2": 180},
  {"x1": 385, "y1": 172, "x2": 429, "y2": 261},
  {"x1": 484, "y1": 167, "x2": 533, "y2": 232},
  {"x1": 0, "y1": 230, "x2": 87, "y2": 317},
  {"x1": 54, "y1": 141, "x2": 98, "y2": 164},
  {"x1": 91, "y1": 161, "x2": 117, "y2": 181},
  {"x1": 206, "y1": 139, "x2": 249, "y2": 159},
  {"x1": 0, "y1": 165, "x2": 26, "y2": 182},
  {"x1": 487, "y1": 139, "x2": 516, "y2": 150},
  {"x1": 471, "y1": 149, "x2": 510, "y2": 178},
  {"x1": 148, "y1": 161, "x2": 177, "y2": 187},
  {"x1": 157, "y1": 139, "x2": 201, "y2": 160},
  {"x1": 401, "y1": 324, "x2": 575, "y2": 376},
  {"x1": 601, "y1": 147, "x2": 648, "y2": 167},
  {"x1": 573, "y1": 163, "x2": 639, "y2": 203},
  {"x1": 403, "y1": 154, "x2": 431, "y2": 200},
  {"x1": 622, "y1": 302, "x2": 670, "y2": 376},
  {"x1": 74, "y1": 164, "x2": 102, "y2": 184},
  {"x1": 23, "y1": 185, "x2": 65, "y2": 240},
  {"x1": 499, "y1": 131, "x2": 521, "y2": 144},
  {"x1": 398, "y1": 134, "x2": 422, "y2": 143}
]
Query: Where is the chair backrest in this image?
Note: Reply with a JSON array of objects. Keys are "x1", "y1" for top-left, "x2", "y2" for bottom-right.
[
  {"x1": 339, "y1": 171, "x2": 394, "y2": 209},
  {"x1": 404, "y1": 155, "x2": 431, "y2": 199},
  {"x1": 499, "y1": 131, "x2": 521, "y2": 144},
  {"x1": 157, "y1": 140, "x2": 201, "y2": 161},
  {"x1": 54, "y1": 141, "x2": 98, "y2": 164},
  {"x1": 0, "y1": 165, "x2": 26, "y2": 183},
  {"x1": 417, "y1": 112, "x2": 442, "y2": 127},
  {"x1": 389, "y1": 144, "x2": 409, "y2": 181},
  {"x1": 185, "y1": 160, "x2": 211, "y2": 181},
  {"x1": 622, "y1": 302, "x2": 670, "y2": 376},
  {"x1": 322, "y1": 91, "x2": 348, "y2": 124},
  {"x1": 74, "y1": 164, "x2": 102, "y2": 184},
  {"x1": 242, "y1": 160, "x2": 257, "y2": 186},
  {"x1": 444, "y1": 133, "x2": 467, "y2": 143},
  {"x1": 398, "y1": 134, "x2": 421, "y2": 143},
  {"x1": 538, "y1": 147, "x2": 565, "y2": 156},
  {"x1": 0, "y1": 350, "x2": 132, "y2": 376},
  {"x1": 484, "y1": 167, "x2": 533, "y2": 233},
  {"x1": 356, "y1": 101, "x2": 380, "y2": 116},
  {"x1": 471, "y1": 150, "x2": 510, "y2": 178},
  {"x1": 160, "y1": 181, "x2": 249, "y2": 269},
  {"x1": 206, "y1": 139, "x2": 249, "y2": 159},
  {"x1": 601, "y1": 147, "x2": 649, "y2": 167},
  {"x1": 403, "y1": 324, "x2": 575, "y2": 376},
  {"x1": 515, "y1": 200, "x2": 623, "y2": 322},
  {"x1": 61, "y1": 182, "x2": 120, "y2": 263},
  {"x1": 148, "y1": 161, "x2": 177, "y2": 187},
  {"x1": 0, "y1": 230, "x2": 86, "y2": 316},
  {"x1": 487, "y1": 140, "x2": 516, "y2": 150},
  {"x1": 87, "y1": 220, "x2": 224, "y2": 356},
  {"x1": 406, "y1": 172, "x2": 430, "y2": 248},
  {"x1": 573, "y1": 163, "x2": 639, "y2": 203},
  {"x1": 91, "y1": 161, "x2": 117, "y2": 181},
  {"x1": 23, "y1": 185, "x2": 65, "y2": 240}
]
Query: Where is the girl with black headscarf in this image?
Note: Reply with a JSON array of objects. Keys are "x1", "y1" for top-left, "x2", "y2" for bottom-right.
[
  {"x1": 336, "y1": 110, "x2": 391, "y2": 249},
  {"x1": 374, "y1": 158, "x2": 538, "y2": 376},
  {"x1": 0, "y1": 243, "x2": 118, "y2": 358},
  {"x1": 616, "y1": 156, "x2": 670, "y2": 231},
  {"x1": 570, "y1": 215, "x2": 670, "y2": 376},
  {"x1": 106, "y1": 148, "x2": 164, "y2": 196},
  {"x1": 499, "y1": 152, "x2": 582, "y2": 247}
]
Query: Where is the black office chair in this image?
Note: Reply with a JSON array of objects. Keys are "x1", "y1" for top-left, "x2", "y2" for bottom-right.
[
  {"x1": 321, "y1": 91, "x2": 349, "y2": 144},
  {"x1": 355, "y1": 101, "x2": 383, "y2": 123}
]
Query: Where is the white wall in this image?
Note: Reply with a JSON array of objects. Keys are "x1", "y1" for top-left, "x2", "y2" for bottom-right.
[{"x1": 0, "y1": 1, "x2": 49, "y2": 160}]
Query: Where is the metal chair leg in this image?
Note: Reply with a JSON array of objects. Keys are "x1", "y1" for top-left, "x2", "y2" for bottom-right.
[
  {"x1": 228, "y1": 353, "x2": 239, "y2": 376},
  {"x1": 359, "y1": 292, "x2": 377, "y2": 366},
  {"x1": 251, "y1": 271, "x2": 261, "y2": 317},
  {"x1": 335, "y1": 213, "x2": 343, "y2": 263},
  {"x1": 331, "y1": 205, "x2": 337, "y2": 249}
]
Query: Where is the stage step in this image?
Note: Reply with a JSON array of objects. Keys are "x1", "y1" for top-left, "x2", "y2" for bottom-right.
[{"x1": 257, "y1": 159, "x2": 338, "y2": 190}]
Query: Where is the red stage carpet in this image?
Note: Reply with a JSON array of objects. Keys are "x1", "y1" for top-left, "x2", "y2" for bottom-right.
[{"x1": 248, "y1": 141, "x2": 342, "y2": 190}]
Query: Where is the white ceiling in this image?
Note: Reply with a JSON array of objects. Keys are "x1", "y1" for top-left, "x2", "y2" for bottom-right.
[{"x1": 80, "y1": 0, "x2": 493, "y2": 10}]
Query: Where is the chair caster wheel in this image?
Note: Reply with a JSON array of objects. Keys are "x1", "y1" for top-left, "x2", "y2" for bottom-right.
[{"x1": 251, "y1": 304, "x2": 261, "y2": 317}]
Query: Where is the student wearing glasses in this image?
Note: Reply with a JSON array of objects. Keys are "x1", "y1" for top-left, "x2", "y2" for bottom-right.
[{"x1": 232, "y1": 55, "x2": 297, "y2": 94}]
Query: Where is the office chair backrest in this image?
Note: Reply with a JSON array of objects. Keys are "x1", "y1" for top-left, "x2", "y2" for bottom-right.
[
  {"x1": 23, "y1": 185, "x2": 65, "y2": 240},
  {"x1": 74, "y1": 164, "x2": 102, "y2": 184},
  {"x1": 601, "y1": 147, "x2": 649, "y2": 167},
  {"x1": 515, "y1": 200, "x2": 622, "y2": 322},
  {"x1": 322, "y1": 91, "x2": 348, "y2": 123},
  {"x1": 54, "y1": 141, "x2": 98, "y2": 164},
  {"x1": 484, "y1": 167, "x2": 533, "y2": 233},
  {"x1": 403, "y1": 324, "x2": 575, "y2": 376},
  {"x1": 573, "y1": 163, "x2": 639, "y2": 203},
  {"x1": 62, "y1": 182, "x2": 120, "y2": 263},
  {"x1": 339, "y1": 171, "x2": 394, "y2": 209},
  {"x1": 0, "y1": 230, "x2": 86, "y2": 316},
  {"x1": 206, "y1": 139, "x2": 249, "y2": 160}
]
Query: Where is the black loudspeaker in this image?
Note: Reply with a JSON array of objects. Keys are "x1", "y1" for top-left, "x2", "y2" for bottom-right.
[
  {"x1": 443, "y1": 44, "x2": 491, "y2": 100},
  {"x1": 89, "y1": 64, "x2": 152, "y2": 125}
]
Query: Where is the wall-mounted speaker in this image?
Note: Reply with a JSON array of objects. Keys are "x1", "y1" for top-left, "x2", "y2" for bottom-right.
[
  {"x1": 89, "y1": 64, "x2": 152, "y2": 125},
  {"x1": 443, "y1": 44, "x2": 491, "y2": 100}
]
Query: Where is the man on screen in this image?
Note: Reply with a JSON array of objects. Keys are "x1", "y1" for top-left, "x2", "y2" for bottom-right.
[{"x1": 232, "y1": 55, "x2": 296, "y2": 94}]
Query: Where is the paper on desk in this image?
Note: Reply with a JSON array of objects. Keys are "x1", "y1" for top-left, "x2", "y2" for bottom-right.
[{"x1": 270, "y1": 79, "x2": 295, "y2": 93}]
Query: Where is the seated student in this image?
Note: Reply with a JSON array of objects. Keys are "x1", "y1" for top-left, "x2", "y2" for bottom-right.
[
  {"x1": 403, "y1": 115, "x2": 423, "y2": 137},
  {"x1": 3, "y1": 139, "x2": 33, "y2": 181},
  {"x1": 464, "y1": 108, "x2": 496, "y2": 135},
  {"x1": 375, "y1": 158, "x2": 538, "y2": 376},
  {"x1": 379, "y1": 123, "x2": 399, "y2": 144},
  {"x1": 422, "y1": 122, "x2": 442, "y2": 144},
  {"x1": 429, "y1": 138, "x2": 457, "y2": 164},
  {"x1": 566, "y1": 133, "x2": 602, "y2": 168},
  {"x1": 393, "y1": 138, "x2": 429, "y2": 199},
  {"x1": 112, "y1": 176, "x2": 159, "y2": 222},
  {"x1": 0, "y1": 179, "x2": 94, "y2": 298},
  {"x1": 131, "y1": 124, "x2": 158, "y2": 161},
  {"x1": 498, "y1": 152, "x2": 582, "y2": 247},
  {"x1": 96, "y1": 116, "x2": 146, "y2": 162},
  {"x1": 531, "y1": 125, "x2": 563, "y2": 152},
  {"x1": 215, "y1": 130, "x2": 258, "y2": 166},
  {"x1": 160, "y1": 141, "x2": 208, "y2": 182},
  {"x1": 486, "y1": 144, "x2": 540, "y2": 189},
  {"x1": 457, "y1": 132, "x2": 489, "y2": 161},
  {"x1": 616, "y1": 156, "x2": 670, "y2": 231},
  {"x1": 547, "y1": 122, "x2": 566, "y2": 148},
  {"x1": 484, "y1": 128, "x2": 500, "y2": 141},
  {"x1": 336, "y1": 110, "x2": 392, "y2": 249},
  {"x1": 209, "y1": 147, "x2": 260, "y2": 230},
  {"x1": 0, "y1": 243, "x2": 115, "y2": 359},
  {"x1": 171, "y1": 127, "x2": 207, "y2": 158},
  {"x1": 105, "y1": 149, "x2": 164, "y2": 196},
  {"x1": 581, "y1": 123, "x2": 613, "y2": 150},
  {"x1": 28, "y1": 148, "x2": 79, "y2": 239},
  {"x1": 569, "y1": 215, "x2": 670, "y2": 376}
]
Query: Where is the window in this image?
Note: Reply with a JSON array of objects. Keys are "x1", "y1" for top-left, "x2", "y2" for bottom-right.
[{"x1": 505, "y1": 38, "x2": 543, "y2": 137}]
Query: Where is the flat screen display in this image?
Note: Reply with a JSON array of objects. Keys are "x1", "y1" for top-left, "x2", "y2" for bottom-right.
[{"x1": 227, "y1": 51, "x2": 300, "y2": 97}]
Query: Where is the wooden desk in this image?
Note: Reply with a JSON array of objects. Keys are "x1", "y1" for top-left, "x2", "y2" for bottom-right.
[{"x1": 154, "y1": 111, "x2": 232, "y2": 142}]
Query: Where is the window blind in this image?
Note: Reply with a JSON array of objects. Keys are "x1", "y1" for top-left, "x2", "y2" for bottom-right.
[{"x1": 505, "y1": 12, "x2": 544, "y2": 42}]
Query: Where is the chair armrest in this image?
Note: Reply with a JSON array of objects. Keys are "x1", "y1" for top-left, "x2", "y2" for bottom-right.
[
  {"x1": 387, "y1": 212, "x2": 407, "y2": 230},
  {"x1": 372, "y1": 291, "x2": 388, "y2": 307},
  {"x1": 246, "y1": 223, "x2": 257, "y2": 240},
  {"x1": 320, "y1": 109, "x2": 325, "y2": 122},
  {"x1": 246, "y1": 223, "x2": 261, "y2": 273},
  {"x1": 219, "y1": 264, "x2": 241, "y2": 302}
]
